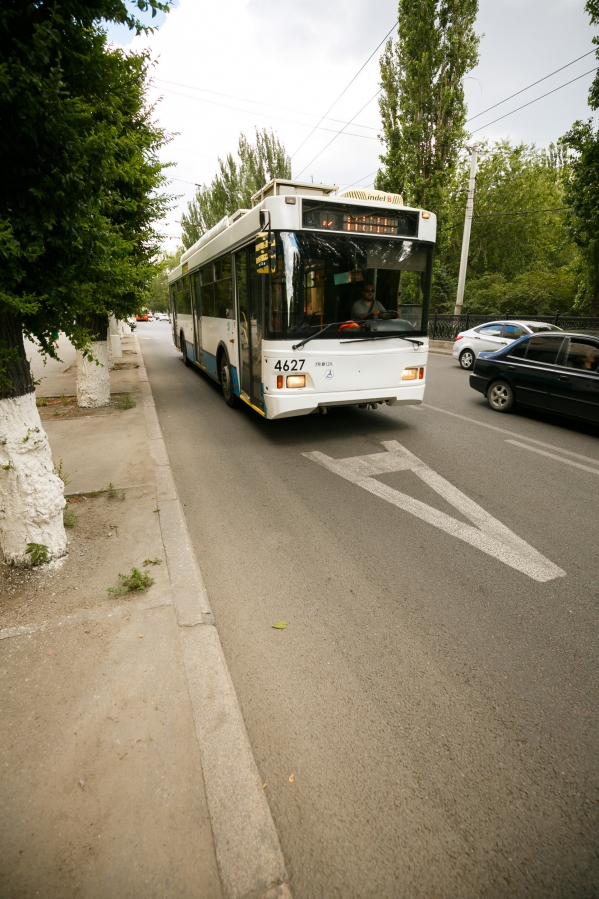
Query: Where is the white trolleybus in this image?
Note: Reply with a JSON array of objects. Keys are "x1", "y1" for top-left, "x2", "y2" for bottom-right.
[{"x1": 168, "y1": 179, "x2": 436, "y2": 419}]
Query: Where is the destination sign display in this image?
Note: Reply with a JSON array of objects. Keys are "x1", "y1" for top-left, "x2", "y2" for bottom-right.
[{"x1": 303, "y1": 201, "x2": 418, "y2": 238}]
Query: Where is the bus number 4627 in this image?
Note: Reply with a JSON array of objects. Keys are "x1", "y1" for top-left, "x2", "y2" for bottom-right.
[{"x1": 274, "y1": 359, "x2": 305, "y2": 371}]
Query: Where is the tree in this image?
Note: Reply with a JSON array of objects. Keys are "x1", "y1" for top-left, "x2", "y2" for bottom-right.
[
  {"x1": 375, "y1": 0, "x2": 480, "y2": 225},
  {"x1": 0, "y1": 0, "x2": 171, "y2": 566},
  {"x1": 432, "y1": 141, "x2": 579, "y2": 313},
  {"x1": 181, "y1": 129, "x2": 291, "y2": 248},
  {"x1": 560, "y1": 0, "x2": 599, "y2": 314}
]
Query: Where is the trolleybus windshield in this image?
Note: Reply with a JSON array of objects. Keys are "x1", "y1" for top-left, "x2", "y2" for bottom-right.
[{"x1": 267, "y1": 232, "x2": 432, "y2": 340}]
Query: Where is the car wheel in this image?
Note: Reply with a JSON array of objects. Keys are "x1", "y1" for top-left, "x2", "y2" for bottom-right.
[
  {"x1": 459, "y1": 348, "x2": 475, "y2": 370},
  {"x1": 181, "y1": 331, "x2": 191, "y2": 366},
  {"x1": 219, "y1": 353, "x2": 238, "y2": 407},
  {"x1": 487, "y1": 379, "x2": 514, "y2": 413}
]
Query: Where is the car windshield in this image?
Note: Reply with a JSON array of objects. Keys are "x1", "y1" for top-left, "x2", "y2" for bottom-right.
[{"x1": 266, "y1": 231, "x2": 433, "y2": 340}]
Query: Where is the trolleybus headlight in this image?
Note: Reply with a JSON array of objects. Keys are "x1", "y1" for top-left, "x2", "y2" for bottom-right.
[
  {"x1": 401, "y1": 367, "x2": 418, "y2": 380},
  {"x1": 286, "y1": 375, "x2": 306, "y2": 388}
]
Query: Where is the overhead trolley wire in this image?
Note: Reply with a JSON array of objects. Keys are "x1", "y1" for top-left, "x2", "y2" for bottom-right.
[
  {"x1": 290, "y1": 18, "x2": 398, "y2": 161},
  {"x1": 466, "y1": 48, "x2": 596, "y2": 123},
  {"x1": 154, "y1": 78, "x2": 380, "y2": 131},
  {"x1": 294, "y1": 90, "x2": 381, "y2": 179},
  {"x1": 470, "y1": 66, "x2": 598, "y2": 133},
  {"x1": 345, "y1": 50, "x2": 598, "y2": 190},
  {"x1": 152, "y1": 84, "x2": 379, "y2": 141}
]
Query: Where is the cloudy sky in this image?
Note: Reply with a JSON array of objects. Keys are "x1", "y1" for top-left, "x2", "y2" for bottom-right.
[{"x1": 108, "y1": 0, "x2": 597, "y2": 249}]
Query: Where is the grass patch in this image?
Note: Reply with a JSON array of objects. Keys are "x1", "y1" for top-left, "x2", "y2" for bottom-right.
[
  {"x1": 108, "y1": 567, "x2": 154, "y2": 596},
  {"x1": 143, "y1": 557, "x2": 162, "y2": 566},
  {"x1": 116, "y1": 392, "x2": 136, "y2": 410},
  {"x1": 54, "y1": 458, "x2": 70, "y2": 487},
  {"x1": 63, "y1": 507, "x2": 78, "y2": 528},
  {"x1": 107, "y1": 482, "x2": 125, "y2": 500}
]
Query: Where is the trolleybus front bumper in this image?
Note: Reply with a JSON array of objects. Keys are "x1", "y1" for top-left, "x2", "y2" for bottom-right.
[{"x1": 264, "y1": 384, "x2": 425, "y2": 419}]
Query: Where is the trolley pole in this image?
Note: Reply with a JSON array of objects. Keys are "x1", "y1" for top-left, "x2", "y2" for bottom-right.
[{"x1": 454, "y1": 145, "x2": 478, "y2": 315}]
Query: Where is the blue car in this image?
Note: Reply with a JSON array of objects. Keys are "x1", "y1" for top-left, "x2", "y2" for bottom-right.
[{"x1": 469, "y1": 331, "x2": 599, "y2": 423}]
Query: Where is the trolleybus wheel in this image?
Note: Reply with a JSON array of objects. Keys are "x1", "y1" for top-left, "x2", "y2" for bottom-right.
[
  {"x1": 181, "y1": 331, "x2": 191, "y2": 366},
  {"x1": 220, "y1": 353, "x2": 238, "y2": 408}
]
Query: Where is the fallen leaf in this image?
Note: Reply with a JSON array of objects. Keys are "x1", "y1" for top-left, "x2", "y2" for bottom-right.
[
  {"x1": 289, "y1": 774, "x2": 295, "y2": 783},
  {"x1": 263, "y1": 781, "x2": 268, "y2": 789},
  {"x1": 272, "y1": 621, "x2": 287, "y2": 629},
  {"x1": 138, "y1": 635, "x2": 144, "y2": 639}
]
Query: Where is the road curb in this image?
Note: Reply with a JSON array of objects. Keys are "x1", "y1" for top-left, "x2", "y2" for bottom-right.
[{"x1": 134, "y1": 334, "x2": 291, "y2": 899}]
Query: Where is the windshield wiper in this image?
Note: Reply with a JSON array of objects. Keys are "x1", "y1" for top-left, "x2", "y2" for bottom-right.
[
  {"x1": 292, "y1": 322, "x2": 359, "y2": 350},
  {"x1": 341, "y1": 334, "x2": 424, "y2": 346}
]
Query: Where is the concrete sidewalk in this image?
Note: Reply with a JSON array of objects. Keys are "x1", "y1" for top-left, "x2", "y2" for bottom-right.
[{"x1": 0, "y1": 333, "x2": 289, "y2": 899}]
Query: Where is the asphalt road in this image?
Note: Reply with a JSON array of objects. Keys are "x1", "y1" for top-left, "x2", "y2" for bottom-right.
[{"x1": 140, "y1": 322, "x2": 599, "y2": 899}]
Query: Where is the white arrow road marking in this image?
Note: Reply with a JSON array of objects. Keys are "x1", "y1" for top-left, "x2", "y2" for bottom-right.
[{"x1": 304, "y1": 440, "x2": 565, "y2": 583}]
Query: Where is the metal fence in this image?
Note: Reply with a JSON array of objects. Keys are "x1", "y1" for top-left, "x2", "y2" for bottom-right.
[{"x1": 428, "y1": 313, "x2": 599, "y2": 341}]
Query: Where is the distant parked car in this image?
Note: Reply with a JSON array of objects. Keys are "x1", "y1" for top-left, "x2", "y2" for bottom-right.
[
  {"x1": 453, "y1": 320, "x2": 562, "y2": 370},
  {"x1": 154, "y1": 312, "x2": 169, "y2": 321},
  {"x1": 469, "y1": 332, "x2": 599, "y2": 423}
]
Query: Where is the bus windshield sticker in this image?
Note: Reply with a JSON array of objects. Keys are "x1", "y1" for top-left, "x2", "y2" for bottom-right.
[{"x1": 333, "y1": 271, "x2": 364, "y2": 285}]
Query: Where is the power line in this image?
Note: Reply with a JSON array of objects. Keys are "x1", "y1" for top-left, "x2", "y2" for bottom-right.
[
  {"x1": 154, "y1": 77, "x2": 379, "y2": 132},
  {"x1": 152, "y1": 85, "x2": 379, "y2": 141},
  {"x1": 466, "y1": 49, "x2": 596, "y2": 123},
  {"x1": 290, "y1": 19, "x2": 398, "y2": 160},
  {"x1": 294, "y1": 90, "x2": 381, "y2": 179},
  {"x1": 345, "y1": 53, "x2": 597, "y2": 191},
  {"x1": 471, "y1": 66, "x2": 598, "y2": 134}
]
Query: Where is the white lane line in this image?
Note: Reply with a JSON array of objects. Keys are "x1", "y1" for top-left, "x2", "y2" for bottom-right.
[
  {"x1": 414, "y1": 404, "x2": 599, "y2": 467},
  {"x1": 506, "y1": 440, "x2": 599, "y2": 475},
  {"x1": 304, "y1": 440, "x2": 565, "y2": 583}
]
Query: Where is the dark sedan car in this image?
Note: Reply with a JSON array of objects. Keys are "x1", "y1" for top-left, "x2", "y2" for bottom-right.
[{"x1": 469, "y1": 332, "x2": 599, "y2": 423}]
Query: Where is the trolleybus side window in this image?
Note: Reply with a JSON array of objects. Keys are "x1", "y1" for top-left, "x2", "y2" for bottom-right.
[
  {"x1": 200, "y1": 263, "x2": 214, "y2": 317},
  {"x1": 177, "y1": 276, "x2": 192, "y2": 315},
  {"x1": 215, "y1": 254, "x2": 234, "y2": 319}
]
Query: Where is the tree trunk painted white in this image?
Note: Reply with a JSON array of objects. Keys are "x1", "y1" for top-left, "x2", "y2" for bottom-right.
[
  {"x1": 107, "y1": 329, "x2": 114, "y2": 370},
  {"x1": 118, "y1": 319, "x2": 131, "y2": 337},
  {"x1": 76, "y1": 342, "x2": 110, "y2": 408},
  {"x1": 0, "y1": 391, "x2": 66, "y2": 566},
  {"x1": 109, "y1": 315, "x2": 123, "y2": 360}
]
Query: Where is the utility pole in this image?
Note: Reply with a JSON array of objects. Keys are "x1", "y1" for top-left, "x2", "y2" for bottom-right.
[{"x1": 454, "y1": 145, "x2": 478, "y2": 315}]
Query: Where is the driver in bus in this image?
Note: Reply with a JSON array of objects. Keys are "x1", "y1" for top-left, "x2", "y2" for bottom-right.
[{"x1": 351, "y1": 282, "x2": 397, "y2": 320}]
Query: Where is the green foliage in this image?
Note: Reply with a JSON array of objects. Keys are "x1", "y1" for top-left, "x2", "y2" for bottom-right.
[
  {"x1": 108, "y1": 567, "x2": 154, "y2": 595},
  {"x1": 376, "y1": 0, "x2": 480, "y2": 225},
  {"x1": 148, "y1": 247, "x2": 183, "y2": 311},
  {"x1": 26, "y1": 543, "x2": 49, "y2": 566},
  {"x1": 586, "y1": 0, "x2": 599, "y2": 110},
  {"x1": 561, "y1": 121, "x2": 599, "y2": 314},
  {"x1": 116, "y1": 392, "x2": 136, "y2": 410},
  {"x1": 0, "y1": 0, "x2": 173, "y2": 393},
  {"x1": 181, "y1": 129, "x2": 291, "y2": 248},
  {"x1": 433, "y1": 140, "x2": 581, "y2": 313},
  {"x1": 53, "y1": 459, "x2": 71, "y2": 487}
]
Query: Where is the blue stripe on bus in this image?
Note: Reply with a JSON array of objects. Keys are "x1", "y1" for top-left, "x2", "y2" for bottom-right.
[
  {"x1": 203, "y1": 350, "x2": 218, "y2": 380},
  {"x1": 231, "y1": 365, "x2": 240, "y2": 396},
  {"x1": 185, "y1": 341, "x2": 196, "y2": 364}
]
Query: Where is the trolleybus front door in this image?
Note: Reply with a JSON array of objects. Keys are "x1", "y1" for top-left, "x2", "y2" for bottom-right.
[{"x1": 236, "y1": 249, "x2": 264, "y2": 410}]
